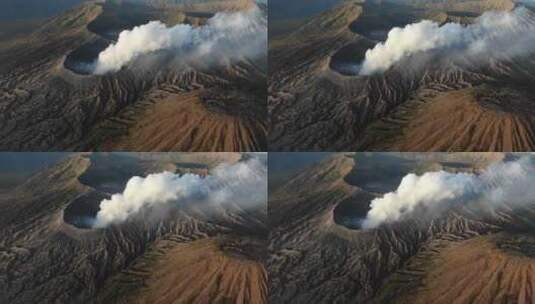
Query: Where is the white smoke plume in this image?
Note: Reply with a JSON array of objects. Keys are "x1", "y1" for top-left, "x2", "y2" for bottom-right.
[
  {"x1": 359, "y1": 7, "x2": 535, "y2": 75},
  {"x1": 362, "y1": 156, "x2": 535, "y2": 229},
  {"x1": 93, "y1": 157, "x2": 267, "y2": 228},
  {"x1": 93, "y1": 8, "x2": 266, "y2": 74}
]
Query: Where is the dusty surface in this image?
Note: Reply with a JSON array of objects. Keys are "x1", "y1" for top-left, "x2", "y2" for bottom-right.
[
  {"x1": 268, "y1": 152, "x2": 535, "y2": 303},
  {"x1": 0, "y1": 0, "x2": 266, "y2": 151},
  {"x1": 363, "y1": 87, "x2": 535, "y2": 151},
  {"x1": 100, "y1": 237, "x2": 267, "y2": 304},
  {"x1": 387, "y1": 233, "x2": 535, "y2": 304},
  {"x1": 101, "y1": 89, "x2": 266, "y2": 151},
  {"x1": 268, "y1": 0, "x2": 535, "y2": 152},
  {"x1": 0, "y1": 153, "x2": 267, "y2": 303}
]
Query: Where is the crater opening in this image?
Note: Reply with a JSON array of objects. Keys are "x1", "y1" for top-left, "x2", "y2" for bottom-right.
[
  {"x1": 329, "y1": 42, "x2": 371, "y2": 76},
  {"x1": 64, "y1": 2, "x2": 167, "y2": 75},
  {"x1": 64, "y1": 191, "x2": 108, "y2": 229},
  {"x1": 64, "y1": 39, "x2": 108, "y2": 74},
  {"x1": 333, "y1": 192, "x2": 374, "y2": 230},
  {"x1": 333, "y1": 154, "x2": 424, "y2": 230}
]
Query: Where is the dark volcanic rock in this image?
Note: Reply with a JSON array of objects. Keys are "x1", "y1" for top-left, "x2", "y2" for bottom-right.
[
  {"x1": 268, "y1": 1, "x2": 535, "y2": 151},
  {"x1": 0, "y1": 153, "x2": 267, "y2": 304},
  {"x1": 0, "y1": 1, "x2": 266, "y2": 151},
  {"x1": 268, "y1": 153, "x2": 535, "y2": 303}
]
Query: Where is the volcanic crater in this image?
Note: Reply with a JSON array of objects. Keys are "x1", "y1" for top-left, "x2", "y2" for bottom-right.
[
  {"x1": 1, "y1": 152, "x2": 268, "y2": 304},
  {"x1": 268, "y1": 152, "x2": 535, "y2": 304},
  {"x1": 63, "y1": 1, "x2": 180, "y2": 75},
  {"x1": 63, "y1": 191, "x2": 108, "y2": 229},
  {"x1": 332, "y1": 193, "x2": 373, "y2": 230},
  {"x1": 328, "y1": 42, "x2": 370, "y2": 76},
  {"x1": 0, "y1": 0, "x2": 267, "y2": 151},
  {"x1": 269, "y1": 0, "x2": 535, "y2": 151}
]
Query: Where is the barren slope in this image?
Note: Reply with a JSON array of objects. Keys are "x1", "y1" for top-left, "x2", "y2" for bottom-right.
[
  {"x1": 0, "y1": 153, "x2": 267, "y2": 303},
  {"x1": 99, "y1": 237, "x2": 267, "y2": 304},
  {"x1": 380, "y1": 233, "x2": 535, "y2": 304},
  {"x1": 268, "y1": 153, "x2": 535, "y2": 303},
  {"x1": 0, "y1": 0, "x2": 266, "y2": 151},
  {"x1": 268, "y1": 0, "x2": 535, "y2": 151},
  {"x1": 361, "y1": 86, "x2": 535, "y2": 151}
]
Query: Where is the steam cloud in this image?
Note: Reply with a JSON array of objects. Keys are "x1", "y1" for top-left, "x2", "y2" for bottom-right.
[
  {"x1": 93, "y1": 8, "x2": 266, "y2": 74},
  {"x1": 93, "y1": 157, "x2": 266, "y2": 228},
  {"x1": 359, "y1": 7, "x2": 535, "y2": 75},
  {"x1": 362, "y1": 156, "x2": 535, "y2": 229}
]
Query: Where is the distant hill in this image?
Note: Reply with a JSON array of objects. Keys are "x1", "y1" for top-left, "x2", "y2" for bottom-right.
[
  {"x1": 0, "y1": 152, "x2": 71, "y2": 174},
  {"x1": 0, "y1": 0, "x2": 86, "y2": 21},
  {"x1": 115, "y1": 0, "x2": 255, "y2": 11}
]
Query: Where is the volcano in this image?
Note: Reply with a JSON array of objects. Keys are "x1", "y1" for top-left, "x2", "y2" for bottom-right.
[
  {"x1": 268, "y1": 0, "x2": 535, "y2": 152},
  {"x1": 0, "y1": 152, "x2": 267, "y2": 304},
  {"x1": 0, "y1": 0, "x2": 266, "y2": 151},
  {"x1": 268, "y1": 152, "x2": 535, "y2": 303}
]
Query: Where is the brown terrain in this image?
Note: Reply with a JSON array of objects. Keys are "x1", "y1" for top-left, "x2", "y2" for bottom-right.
[
  {"x1": 0, "y1": 0, "x2": 266, "y2": 151},
  {"x1": 100, "y1": 238, "x2": 267, "y2": 304},
  {"x1": 362, "y1": 86, "x2": 535, "y2": 151},
  {"x1": 0, "y1": 152, "x2": 267, "y2": 303},
  {"x1": 268, "y1": 152, "x2": 535, "y2": 303},
  {"x1": 385, "y1": 233, "x2": 535, "y2": 304},
  {"x1": 268, "y1": 0, "x2": 535, "y2": 151},
  {"x1": 100, "y1": 89, "x2": 267, "y2": 151}
]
